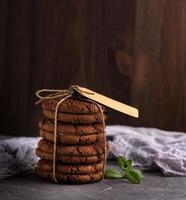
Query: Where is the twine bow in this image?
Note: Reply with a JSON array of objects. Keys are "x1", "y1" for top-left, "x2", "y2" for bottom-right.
[
  {"x1": 35, "y1": 85, "x2": 94, "y2": 105},
  {"x1": 36, "y1": 85, "x2": 106, "y2": 183}
]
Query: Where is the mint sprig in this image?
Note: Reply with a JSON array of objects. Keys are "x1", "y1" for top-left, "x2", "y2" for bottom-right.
[
  {"x1": 104, "y1": 156, "x2": 144, "y2": 184},
  {"x1": 104, "y1": 169, "x2": 123, "y2": 179}
]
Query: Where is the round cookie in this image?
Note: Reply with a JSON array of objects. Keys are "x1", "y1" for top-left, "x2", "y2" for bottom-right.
[
  {"x1": 41, "y1": 97, "x2": 105, "y2": 114},
  {"x1": 36, "y1": 168, "x2": 103, "y2": 184},
  {"x1": 43, "y1": 109, "x2": 105, "y2": 124},
  {"x1": 37, "y1": 159, "x2": 104, "y2": 175},
  {"x1": 39, "y1": 118, "x2": 104, "y2": 135},
  {"x1": 36, "y1": 148, "x2": 105, "y2": 164},
  {"x1": 37, "y1": 139, "x2": 105, "y2": 156},
  {"x1": 39, "y1": 129, "x2": 105, "y2": 145}
]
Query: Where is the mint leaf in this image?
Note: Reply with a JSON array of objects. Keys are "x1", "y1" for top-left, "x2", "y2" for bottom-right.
[
  {"x1": 104, "y1": 169, "x2": 123, "y2": 179},
  {"x1": 117, "y1": 156, "x2": 128, "y2": 170},
  {"x1": 125, "y1": 169, "x2": 141, "y2": 184},
  {"x1": 132, "y1": 169, "x2": 145, "y2": 179},
  {"x1": 117, "y1": 157, "x2": 132, "y2": 170},
  {"x1": 127, "y1": 160, "x2": 132, "y2": 167},
  {"x1": 105, "y1": 157, "x2": 144, "y2": 184}
]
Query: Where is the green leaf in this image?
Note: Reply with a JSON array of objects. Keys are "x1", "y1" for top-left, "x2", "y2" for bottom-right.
[
  {"x1": 117, "y1": 156, "x2": 128, "y2": 170},
  {"x1": 125, "y1": 169, "x2": 141, "y2": 184},
  {"x1": 104, "y1": 169, "x2": 123, "y2": 179},
  {"x1": 132, "y1": 169, "x2": 145, "y2": 179},
  {"x1": 127, "y1": 160, "x2": 132, "y2": 167},
  {"x1": 104, "y1": 157, "x2": 144, "y2": 184}
]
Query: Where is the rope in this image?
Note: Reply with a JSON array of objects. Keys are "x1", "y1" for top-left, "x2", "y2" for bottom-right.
[
  {"x1": 35, "y1": 85, "x2": 94, "y2": 105},
  {"x1": 52, "y1": 94, "x2": 72, "y2": 183}
]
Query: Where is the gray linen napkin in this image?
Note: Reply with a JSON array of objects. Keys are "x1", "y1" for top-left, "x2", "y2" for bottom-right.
[
  {"x1": 0, "y1": 126, "x2": 186, "y2": 178},
  {"x1": 106, "y1": 125, "x2": 186, "y2": 176}
]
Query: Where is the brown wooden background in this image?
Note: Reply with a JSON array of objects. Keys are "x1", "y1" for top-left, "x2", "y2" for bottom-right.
[{"x1": 0, "y1": 0, "x2": 186, "y2": 136}]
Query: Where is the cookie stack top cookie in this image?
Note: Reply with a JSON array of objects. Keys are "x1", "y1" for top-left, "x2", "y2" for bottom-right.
[
  {"x1": 42, "y1": 97, "x2": 105, "y2": 114},
  {"x1": 41, "y1": 97, "x2": 105, "y2": 124},
  {"x1": 35, "y1": 95, "x2": 106, "y2": 184}
]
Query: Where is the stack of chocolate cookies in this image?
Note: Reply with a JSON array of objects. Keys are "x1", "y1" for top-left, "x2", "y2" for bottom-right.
[{"x1": 35, "y1": 97, "x2": 106, "y2": 184}]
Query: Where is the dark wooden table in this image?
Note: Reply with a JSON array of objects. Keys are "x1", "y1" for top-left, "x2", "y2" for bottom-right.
[{"x1": 1, "y1": 162, "x2": 186, "y2": 200}]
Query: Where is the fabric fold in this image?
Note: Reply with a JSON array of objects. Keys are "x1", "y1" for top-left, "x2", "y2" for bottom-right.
[
  {"x1": 107, "y1": 125, "x2": 186, "y2": 176},
  {"x1": 1, "y1": 125, "x2": 186, "y2": 178}
]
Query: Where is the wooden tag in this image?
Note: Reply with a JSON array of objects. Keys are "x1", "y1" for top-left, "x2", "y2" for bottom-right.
[{"x1": 77, "y1": 86, "x2": 139, "y2": 118}]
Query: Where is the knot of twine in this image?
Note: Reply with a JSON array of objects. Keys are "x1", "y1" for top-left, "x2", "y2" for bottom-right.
[
  {"x1": 36, "y1": 85, "x2": 106, "y2": 183},
  {"x1": 35, "y1": 85, "x2": 94, "y2": 105}
]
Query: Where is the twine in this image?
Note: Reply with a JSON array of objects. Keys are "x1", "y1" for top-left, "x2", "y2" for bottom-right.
[
  {"x1": 52, "y1": 94, "x2": 72, "y2": 183},
  {"x1": 36, "y1": 86, "x2": 106, "y2": 183},
  {"x1": 35, "y1": 85, "x2": 94, "y2": 105}
]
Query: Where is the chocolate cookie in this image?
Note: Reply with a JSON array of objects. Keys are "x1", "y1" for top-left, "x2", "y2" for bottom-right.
[
  {"x1": 41, "y1": 97, "x2": 105, "y2": 114},
  {"x1": 37, "y1": 139, "x2": 105, "y2": 156},
  {"x1": 36, "y1": 148, "x2": 105, "y2": 164},
  {"x1": 43, "y1": 109, "x2": 105, "y2": 124},
  {"x1": 39, "y1": 118, "x2": 104, "y2": 135},
  {"x1": 36, "y1": 168, "x2": 103, "y2": 184},
  {"x1": 37, "y1": 159, "x2": 104, "y2": 175},
  {"x1": 39, "y1": 129, "x2": 105, "y2": 145}
]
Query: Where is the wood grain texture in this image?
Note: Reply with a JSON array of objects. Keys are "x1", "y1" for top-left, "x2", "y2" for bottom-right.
[
  {"x1": 130, "y1": 0, "x2": 186, "y2": 131},
  {"x1": 1, "y1": 162, "x2": 186, "y2": 200},
  {"x1": 0, "y1": 0, "x2": 185, "y2": 136}
]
